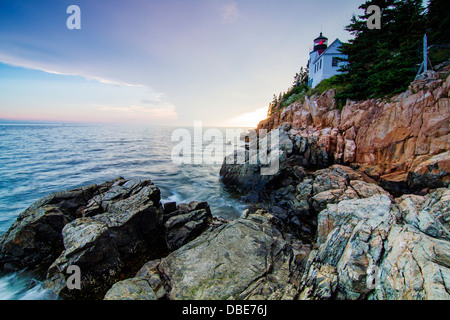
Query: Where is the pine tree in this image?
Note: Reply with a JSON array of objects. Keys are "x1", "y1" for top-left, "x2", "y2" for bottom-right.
[
  {"x1": 335, "y1": 0, "x2": 426, "y2": 101},
  {"x1": 427, "y1": 0, "x2": 450, "y2": 65},
  {"x1": 427, "y1": 0, "x2": 450, "y2": 45},
  {"x1": 368, "y1": 0, "x2": 426, "y2": 96},
  {"x1": 293, "y1": 67, "x2": 309, "y2": 88},
  {"x1": 336, "y1": 0, "x2": 396, "y2": 101},
  {"x1": 268, "y1": 94, "x2": 278, "y2": 116}
]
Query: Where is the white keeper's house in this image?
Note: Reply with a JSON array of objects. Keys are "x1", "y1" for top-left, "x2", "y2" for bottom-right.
[{"x1": 308, "y1": 33, "x2": 348, "y2": 88}]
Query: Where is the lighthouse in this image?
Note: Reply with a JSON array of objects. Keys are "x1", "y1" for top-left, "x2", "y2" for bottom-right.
[
  {"x1": 308, "y1": 33, "x2": 348, "y2": 88},
  {"x1": 313, "y1": 32, "x2": 328, "y2": 55}
]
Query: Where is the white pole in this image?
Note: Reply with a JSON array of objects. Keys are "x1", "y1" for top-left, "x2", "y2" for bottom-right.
[{"x1": 424, "y1": 34, "x2": 428, "y2": 73}]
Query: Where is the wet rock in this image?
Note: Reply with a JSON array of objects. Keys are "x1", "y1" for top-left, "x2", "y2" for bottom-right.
[
  {"x1": 163, "y1": 202, "x2": 213, "y2": 252},
  {"x1": 0, "y1": 179, "x2": 117, "y2": 273},
  {"x1": 158, "y1": 211, "x2": 299, "y2": 300},
  {"x1": 43, "y1": 182, "x2": 166, "y2": 300},
  {"x1": 298, "y1": 188, "x2": 450, "y2": 300},
  {"x1": 0, "y1": 177, "x2": 215, "y2": 300},
  {"x1": 104, "y1": 278, "x2": 157, "y2": 300}
]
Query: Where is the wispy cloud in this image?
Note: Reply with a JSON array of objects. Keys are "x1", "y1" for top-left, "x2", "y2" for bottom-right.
[
  {"x1": 96, "y1": 104, "x2": 178, "y2": 120},
  {"x1": 221, "y1": 2, "x2": 240, "y2": 23},
  {"x1": 0, "y1": 53, "x2": 145, "y2": 88}
]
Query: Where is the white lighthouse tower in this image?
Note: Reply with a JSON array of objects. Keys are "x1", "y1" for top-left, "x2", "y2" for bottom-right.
[{"x1": 308, "y1": 33, "x2": 348, "y2": 88}]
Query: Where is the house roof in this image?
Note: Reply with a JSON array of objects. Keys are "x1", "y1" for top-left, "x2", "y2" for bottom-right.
[{"x1": 312, "y1": 38, "x2": 344, "y2": 64}]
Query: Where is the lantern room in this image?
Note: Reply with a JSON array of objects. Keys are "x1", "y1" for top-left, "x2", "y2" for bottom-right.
[{"x1": 313, "y1": 32, "x2": 328, "y2": 55}]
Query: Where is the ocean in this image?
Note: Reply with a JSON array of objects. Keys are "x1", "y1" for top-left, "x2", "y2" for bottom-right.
[{"x1": 0, "y1": 124, "x2": 248, "y2": 299}]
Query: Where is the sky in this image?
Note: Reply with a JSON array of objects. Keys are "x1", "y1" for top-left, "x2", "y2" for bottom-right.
[{"x1": 0, "y1": 0, "x2": 364, "y2": 127}]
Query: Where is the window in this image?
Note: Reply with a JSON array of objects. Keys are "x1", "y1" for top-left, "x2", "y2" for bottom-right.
[
  {"x1": 332, "y1": 57, "x2": 339, "y2": 67},
  {"x1": 319, "y1": 59, "x2": 322, "y2": 69}
]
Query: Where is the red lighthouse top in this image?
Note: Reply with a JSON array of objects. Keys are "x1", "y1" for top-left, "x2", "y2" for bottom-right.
[{"x1": 313, "y1": 32, "x2": 328, "y2": 55}]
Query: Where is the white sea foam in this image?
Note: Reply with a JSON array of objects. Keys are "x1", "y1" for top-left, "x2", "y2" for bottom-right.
[
  {"x1": 0, "y1": 273, "x2": 55, "y2": 300},
  {"x1": 0, "y1": 125, "x2": 247, "y2": 299}
]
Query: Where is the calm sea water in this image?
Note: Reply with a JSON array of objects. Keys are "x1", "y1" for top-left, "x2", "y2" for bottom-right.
[{"x1": 0, "y1": 124, "x2": 247, "y2": 299}]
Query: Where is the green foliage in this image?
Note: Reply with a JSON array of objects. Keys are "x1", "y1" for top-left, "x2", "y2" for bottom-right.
[
  {"x1": 427, "y1": 0, "x2": 450, "y2": 45},
  {"x1": 281, "y1": 92, "x2": 305, "y2": 108},
  {"x1": 268, "y1": 68, "x2": 309, "y2": 116},
  {"x1": 310, "y1": 75, "x2": 344, "y2": 95},
  {"x1": 268, "y1": 0, "x2": 450, "y2": 116},
  {"x1": 429, "y1": 48, "x2": 450, "y2": 66},
  {"x1": 335, "y1": 0, "x2": 427, "y2": 101},
  {"x1": 269, "y1": 75, "x2": 348, "y2": 115}
]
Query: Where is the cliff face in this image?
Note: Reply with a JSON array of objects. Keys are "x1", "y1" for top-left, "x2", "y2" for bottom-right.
[{"x1": 257, "y1": 67, "x2": 450, "y2": 192}]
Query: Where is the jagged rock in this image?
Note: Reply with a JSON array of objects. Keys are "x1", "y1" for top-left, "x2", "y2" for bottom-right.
[
  {"x1": 372, "y1": 224, "x2": 450, "y2": 300},
  {"x1": 162, "y1": 201, "x2": 213, "y2": 252},
  {"x1": 219, "y1": 126, "x2": 331, "y2": 200},
  {"x1": 104, "y1": 258, "x2": 166, "y2": 301},
  {"x1": 103, "y1": 186, "x2": 449, "y2": 301},
  {"x1": 408, "y1": 151, "x2": 450, "y2": 189},
  {"x1": 222, "y1": 158, "x2": 389, "y2": 242},
  {"x1": 43, "y1": 181, "x2": 167, "y2": 300},
  {"x1": 0, "y1": 178, "x2": 215, "y2": 300},
  {"x1": 396, "y1": 188, "x2": 450, "y2": 242},
  {"x1": 103, "y1": 258, "x2": 168, "y2": 301},
  {"x1": 157, "y1": 211, "x2": 300, "y2": 300},
  {"x1": 256, "y1": 73, "x2": 450, "y2": 190},
  {"x1": 104, "y1": 278, "x2": 157, "y2": 300},
  {"x1": 0, "y1": 179, "x2": 118, "y2": 273},
  {"x1": 298, "y1": 188, "x2": 450, "y2": 300}
]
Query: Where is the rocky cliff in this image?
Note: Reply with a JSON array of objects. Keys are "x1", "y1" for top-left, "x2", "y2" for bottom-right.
[
  {"x1": 216, "y1": 66, "x2": 450, "y2": 300},
  {"x1": 0, "y1": 67, "x2": 449, "y2": 301},
  {"x1": 257, "y1": 65, "x2": 450, "y2": 193}
]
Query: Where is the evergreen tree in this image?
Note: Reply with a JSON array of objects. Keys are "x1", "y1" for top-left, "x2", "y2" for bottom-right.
[
  {"x1": 336, "y1": 0, "x2": 426, "y2": 101},
  {"x1": 293, "y1": 67, "x2": 309, "y2": 88},
  {"x1": 427, "y1": 0, "x2": 450, "y2": 45},
  {"x1": 368, "y1": 0, "x2": 426, "y2": 96},
  {"x1": 268, "y1": 94, "x2": 278, "y2": 116}
]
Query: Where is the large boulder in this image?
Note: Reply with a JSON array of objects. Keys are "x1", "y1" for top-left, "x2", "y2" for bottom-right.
[
  {"x1": 219, "y1": 125, "x2": 331, "y2": 201},
  {"x1": 43, "y1": 200, "x2": 213, "y2": 299},
  {"x1": 162, "y1": 201, "x2": 213, "y2": 252},
  {"x1": 103, "y1": 277, "x2": 158, "y2": 301},
  {"x1": 157, "y1": 211, "x2": 304, "y2": 300},
  {"x1": 103, "y1": 259, "x2": 166, "y2": 301},
  {"x1": 0, "y1": 177, "x2": 215, "y2": 300},
  {"x1": 407, "y1": 151, "x2": 450, "y2": 189},
  {"x1": 298, "y1": 188, "x2": 450, "y2": 300},
  {"x1": 43, "y1": 195, "x2": 166, "y2": 299},
  {"x1": 0, "y1": 179, "x2": 118, "y2": 273}
]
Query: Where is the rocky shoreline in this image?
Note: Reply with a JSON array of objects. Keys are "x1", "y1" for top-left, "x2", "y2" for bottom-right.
[
  {"x1": 0, "y1": 173, "x2": 448, "y2": 300},
  {"x1": 0, "y1": 178, "x2": 215, "y2": 299},
  {"x1": 257, "y1": 64, "x2": 450, "y2": 195},
  {"x1": 0, "y1": 70, "x2": 449, "y2": 300}
]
